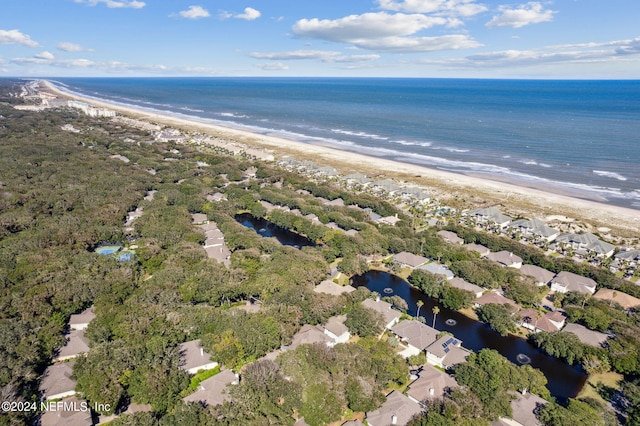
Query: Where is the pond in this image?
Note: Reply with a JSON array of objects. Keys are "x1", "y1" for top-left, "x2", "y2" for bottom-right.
[
  {"x1": 352, "y1": 270, "x2": 587, "y2": 402},
  {"x1": 235, "y1": 213, "x2": 316, "y2": 248}
]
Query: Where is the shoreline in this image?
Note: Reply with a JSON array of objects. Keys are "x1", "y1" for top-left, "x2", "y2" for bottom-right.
[{"x1": 40, "y1": 80, "x2": 640, "y2": 238}]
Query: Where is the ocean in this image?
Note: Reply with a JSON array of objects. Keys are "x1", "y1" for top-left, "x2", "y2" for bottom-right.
[{"x1": 53, "y1": 77, "x2": 640, "y2": 209}]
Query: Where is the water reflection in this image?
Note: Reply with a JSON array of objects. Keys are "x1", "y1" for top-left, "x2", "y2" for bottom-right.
[
  {"x1": 235, "y1": 213, "x2": 316, "y2": 248},
  {"x1": 352, "y1": 270, "x2": 587, "y2": 401}
]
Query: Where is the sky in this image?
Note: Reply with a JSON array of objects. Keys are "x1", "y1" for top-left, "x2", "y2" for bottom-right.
[{"x1": 1, "y1": 0, "x2": 639, "y2": 79}]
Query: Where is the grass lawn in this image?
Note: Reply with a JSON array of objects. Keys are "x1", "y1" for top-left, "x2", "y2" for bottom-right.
[{"x1": 577, "y1": 371, "x2": 623, "y2": 404}]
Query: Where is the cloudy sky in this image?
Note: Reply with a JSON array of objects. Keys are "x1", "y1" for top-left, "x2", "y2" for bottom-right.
[{"x1": 1, "y1": 0, "x2": 639, "y2": 78}]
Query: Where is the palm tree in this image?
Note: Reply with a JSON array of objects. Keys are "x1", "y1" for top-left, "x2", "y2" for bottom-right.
[
  {"x1": 416, "y1": 300, "x2": 424, "y2": 319},
  {"x1": 432, "y1": 306, "x2": 440, "y2": 328}
]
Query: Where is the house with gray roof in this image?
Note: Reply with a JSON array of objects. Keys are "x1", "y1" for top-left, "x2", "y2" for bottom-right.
[
  {"x1": 555, "y1": 232, "x2": 615, "y2": 258},
  {"x1": 365, "y1": 390, "x2": 423, "y2": 426},
  {"x1": 497, "y1": 391, "x2": 548, "y2": 426},
  {"x1": 562, "y1": 323, "x2": 609, "y2": 347},
  {"x1": 518, "y1": 309, "x2": 566, "y2": 333},
  {"x1": 474, "y1": 292, "x2": 520, "y2": 310},
  {"x1": 407, "y1": 364, "x2": 459, "y2": 404},
  {"x1": 290, "y1": 324, "x2": 332, "y2": 349},
  {"x1": 40, "y1": 361, "x2": 77, "y2": 400},
  {"x1": 509, "y1": 219, "x2": 560, "y2": 242},
  {"x1": 391, "y1": 320, "x2": 439, "y2": 358},
  {"x1": 615, "y1": 249, "x2": 640, "y2": 264},
  {"x1": 182, "y1": 369, "x2": 238, "y2": 406},
  {"x1": 449, "y1": 278, "x2": 484, "y2": 298},
  {"x1": 69, "y1": 306, "x2": 95, "y2": 331},
  {"x1": 341, "y1": 420, "x2": 366, "y2": 426},
  {"x1": 378, "y1": 215, "x2": 402, "y2": 226},
  {"x1": 40, "y1": 396, "x2": 92, "y2": 426},
  {"x1": 437, "y1": 230, "x2": 464, "y2": 245},
  {"x1": 464, "y1": 207, "x2": 512, "y2": 228},
  {"x1": 550, "y1": 271, "x2": 597, "y2": 295},
  {"x1": 486, "y1": 251, "x2": 523, "y2": 268},
  {"x1": 416, "y1": 263, "x2": 454, "y2": 280},
  {"x1": 54, "y1": 330, "x2": 90, "y2": 362},
  {"x1": 343, "y1": 173, "x2": 371, "y2": 186},
  {"x1": 465, "y1": 243, "x2": 490, "y2": 257},
  {"x1": 371, "y1": 179, "x2": 401, "y2": 194},
  {"x1": 362, "y1": 298, "x2": 402, "y2": 330},
  {"x1": 519, "y1": 264, "x2": 555, "y2": 286},
  {"x1": 393, "y1": 252, "x2": 429, "y2": 269},
  {"x1": 323, "y1": 315, "x2": 350, "y2": 346},
  {"x1": 179, "y1": 339, "x2": 218, "y2": 375},
  {"x1": 426, "y1": 335, "x2": 471, "y2": 369}
]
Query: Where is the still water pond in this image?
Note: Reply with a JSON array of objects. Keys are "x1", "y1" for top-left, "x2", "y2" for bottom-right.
[
  {"x1": 235, "y1": 213, "x2": 316, "y2": 248},
  {"x1": 352, "y1": 270, "x2": 587, "y2": 401}
]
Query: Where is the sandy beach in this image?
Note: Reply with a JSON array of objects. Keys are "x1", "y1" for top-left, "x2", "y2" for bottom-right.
[{"x1": 40, "y1": 80, "x2": 640, "y2": 238}]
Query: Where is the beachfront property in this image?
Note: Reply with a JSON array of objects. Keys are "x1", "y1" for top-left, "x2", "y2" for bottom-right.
[
  {"x1": 508, "y1": 218, "x2": 560, "y2": 243},
  {"x1": 554, "y1": 232, "x2": 615, "y2": 258},
  {"x1": 179, "y1": 340, "x2": 218, "y2": 375},
  {"x1": 550, "y1": 271, "x2": 597, "y2": 294},
  {"x1": 67, "y1": 100, "x2": 116, "y2": 118},
  {"x1": 365, "y1": 390, "x2": 422, "y2": 426},
  {"x1": 463, "y1": 207, "x2": 512, "y2": 229},
  {"x1": 391, "y1": 320, "x2": 439, "y2": 358},
  {"x1": 155, "y1": 128, "x2": 187, "y2": 143}
]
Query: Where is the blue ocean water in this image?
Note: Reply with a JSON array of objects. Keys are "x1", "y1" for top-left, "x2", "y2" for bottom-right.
[{"x1": 54, "y1": 78, "x2": 640, "y2": 209}]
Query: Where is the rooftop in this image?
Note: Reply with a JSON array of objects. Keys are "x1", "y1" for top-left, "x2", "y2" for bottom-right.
[
  {"x1": 393, "y1": 252, "x2": 429, "y2": 268},
  {"x1": 365, "y1": 390, "x2": 422, "y2": 426},
  {"x1": 391, "y1": 320, "x2": 439, "y2": 351},
  {"x1": 562, "y1": 323, "x2": 609, "y2": 347},
  {"x1": 593, "y1": 288, "x2": 640, "y2": 310},
  {"x1": 182, "y1": 369, "x2": 237, "y2": 406}
]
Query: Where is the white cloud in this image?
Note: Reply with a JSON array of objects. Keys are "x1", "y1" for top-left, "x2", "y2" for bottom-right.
[
  {"x1": 378, "y1": 0, "x2": 488, "y2": 17},
  {"x1": 256, "y1": 62, "x2": 289, "y2": 71},
  {"x1": 220, "y1": 7, "x2": 261, "y2": 21},
  {"x1": 175, "y1": 5, "x2": 210, "y2": 19},
  {"x1": 250, "y1": 50, "x2": 380, "y2": 63},
  {"x1": 292, "y1": 12, "x2": 480, "y2": 52},
  {"x1": 57, "y1": 42, "x2": 89, "y2": 52},
  {"x1": 34, "y1": 51, "x2": 55, "y2": 60},
  {"x1": 0, "y1": 29, "x2": 39, "y2": 47},
  {"x1": 74, "y1": 0, "x2": 145, "y2": 9},
  {"x1": 486, "y1": 2, "x2": 555, "y2": 28}
]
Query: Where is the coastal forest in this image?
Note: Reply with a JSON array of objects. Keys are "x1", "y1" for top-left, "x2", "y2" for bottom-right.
[{"x1": 1, "y1": 79, "x2": 640, "y2": 426}]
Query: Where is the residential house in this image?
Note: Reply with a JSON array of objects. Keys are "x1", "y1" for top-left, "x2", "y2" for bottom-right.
[
  {"x1": 509, "y1": 219, "x2": 560, "y2": 242},
  {"x1": 555, "y1": 232, "x2": 615, "y2": 258},
  {"x1": 322, "y1": 315, "x2": 351, "y2": 346},
  {"x1": 449, "y1": 278, "x2": 484, "y2": 298},
  {"x1": 562, "y1": 323, "x2": 609, "y2": 347},
  {"x1": 425, "y1": 335, "x2": 471, "y2": 369},
  {"x1": 486, "y1": 251, "x2": 523, "y2": 269},
  {"x1": 371, "y1": 179, "x2": 400, "y2": 195},
  {"x1": 497, "y1": 391, "x2": 548, "y2": 426},
  {"x1": 54, "y1": 330, "x2": 90, "y2": 362},
  {"x1": 615, "y1": 249, "x2": 640, "y2": 265},
  {"x1": 289, "y1": 324, "x2": 332, "y2": 350},
  {"x1": 391, "y1": 320, "x2": 439, "y2": 358},
  {"x1": 400, "y1": 186, "x2": 430, "y2": 203},
  {"x1": 341, "y1": 420, "x2": 366, "y2": 426},
  {"x1": 362, "y1": 298, "x2": 402, "y2": 330},
  {"x1": 365, "y1": 390, "x2": 423, "y2": 426},
  {"x1": 314, "y1": 280, "x2": 356, "y2": 296},
  {"x1": 474, "y1": 292, "x2": 520, "y2": 310},
  {"x1": 378, "y1": 215, "x2": 402, "y2": 226},
  {"x1": 416, "y1": 263, "x2": 454, "y2": 280},
  {"x1": 324, "y1": 197, "x2": 345, "y2": 207},
  {"x1": 407, "y1": 364, "x2": 459, "y2": 404},
  {"x1": 40, "y1": 396, "x2": 93, "y2": 426},
  {"x1": 191, "y1": 213, "x2": 209, "y2": 225},
  {"x1": 393, "y1": 252, "x2": 429, "y2": 269},
  {"x1": 39, "y1": 361, "x2": 76, "y2": 400},
  {"x1": 179, "y1": 339, "x2": 218, "y2": 375},
  {"x1": 343, "y1": 173, "x2": 371, "y2": 186},
  {"x1": 519, "y1": 265, "x2": 555, "y2": 287},
  {"x1": 593, "y1": 289, "x2": 640, "y2": 310},
  {"x1": 550, "y1": 271, "x2": 597, "y2": 295},
  {"x1": 518, "y1": 309, "x2": 566, "y2": 333},
  {"x1": 69, "y1": 306, "x2": 95, "y2": 331},
  {"x1": 437, "y1": 230, "x2": 464, "y2": 245},
  {"x1": 182, "y1": 369, "x2": 238, "y2": 406},
  {"x1": 465, "y1": 243, "x2": 490, "y2": 257},
  {"x1": 464, "y1": 207, "x2": 512, "y2": 228}
]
